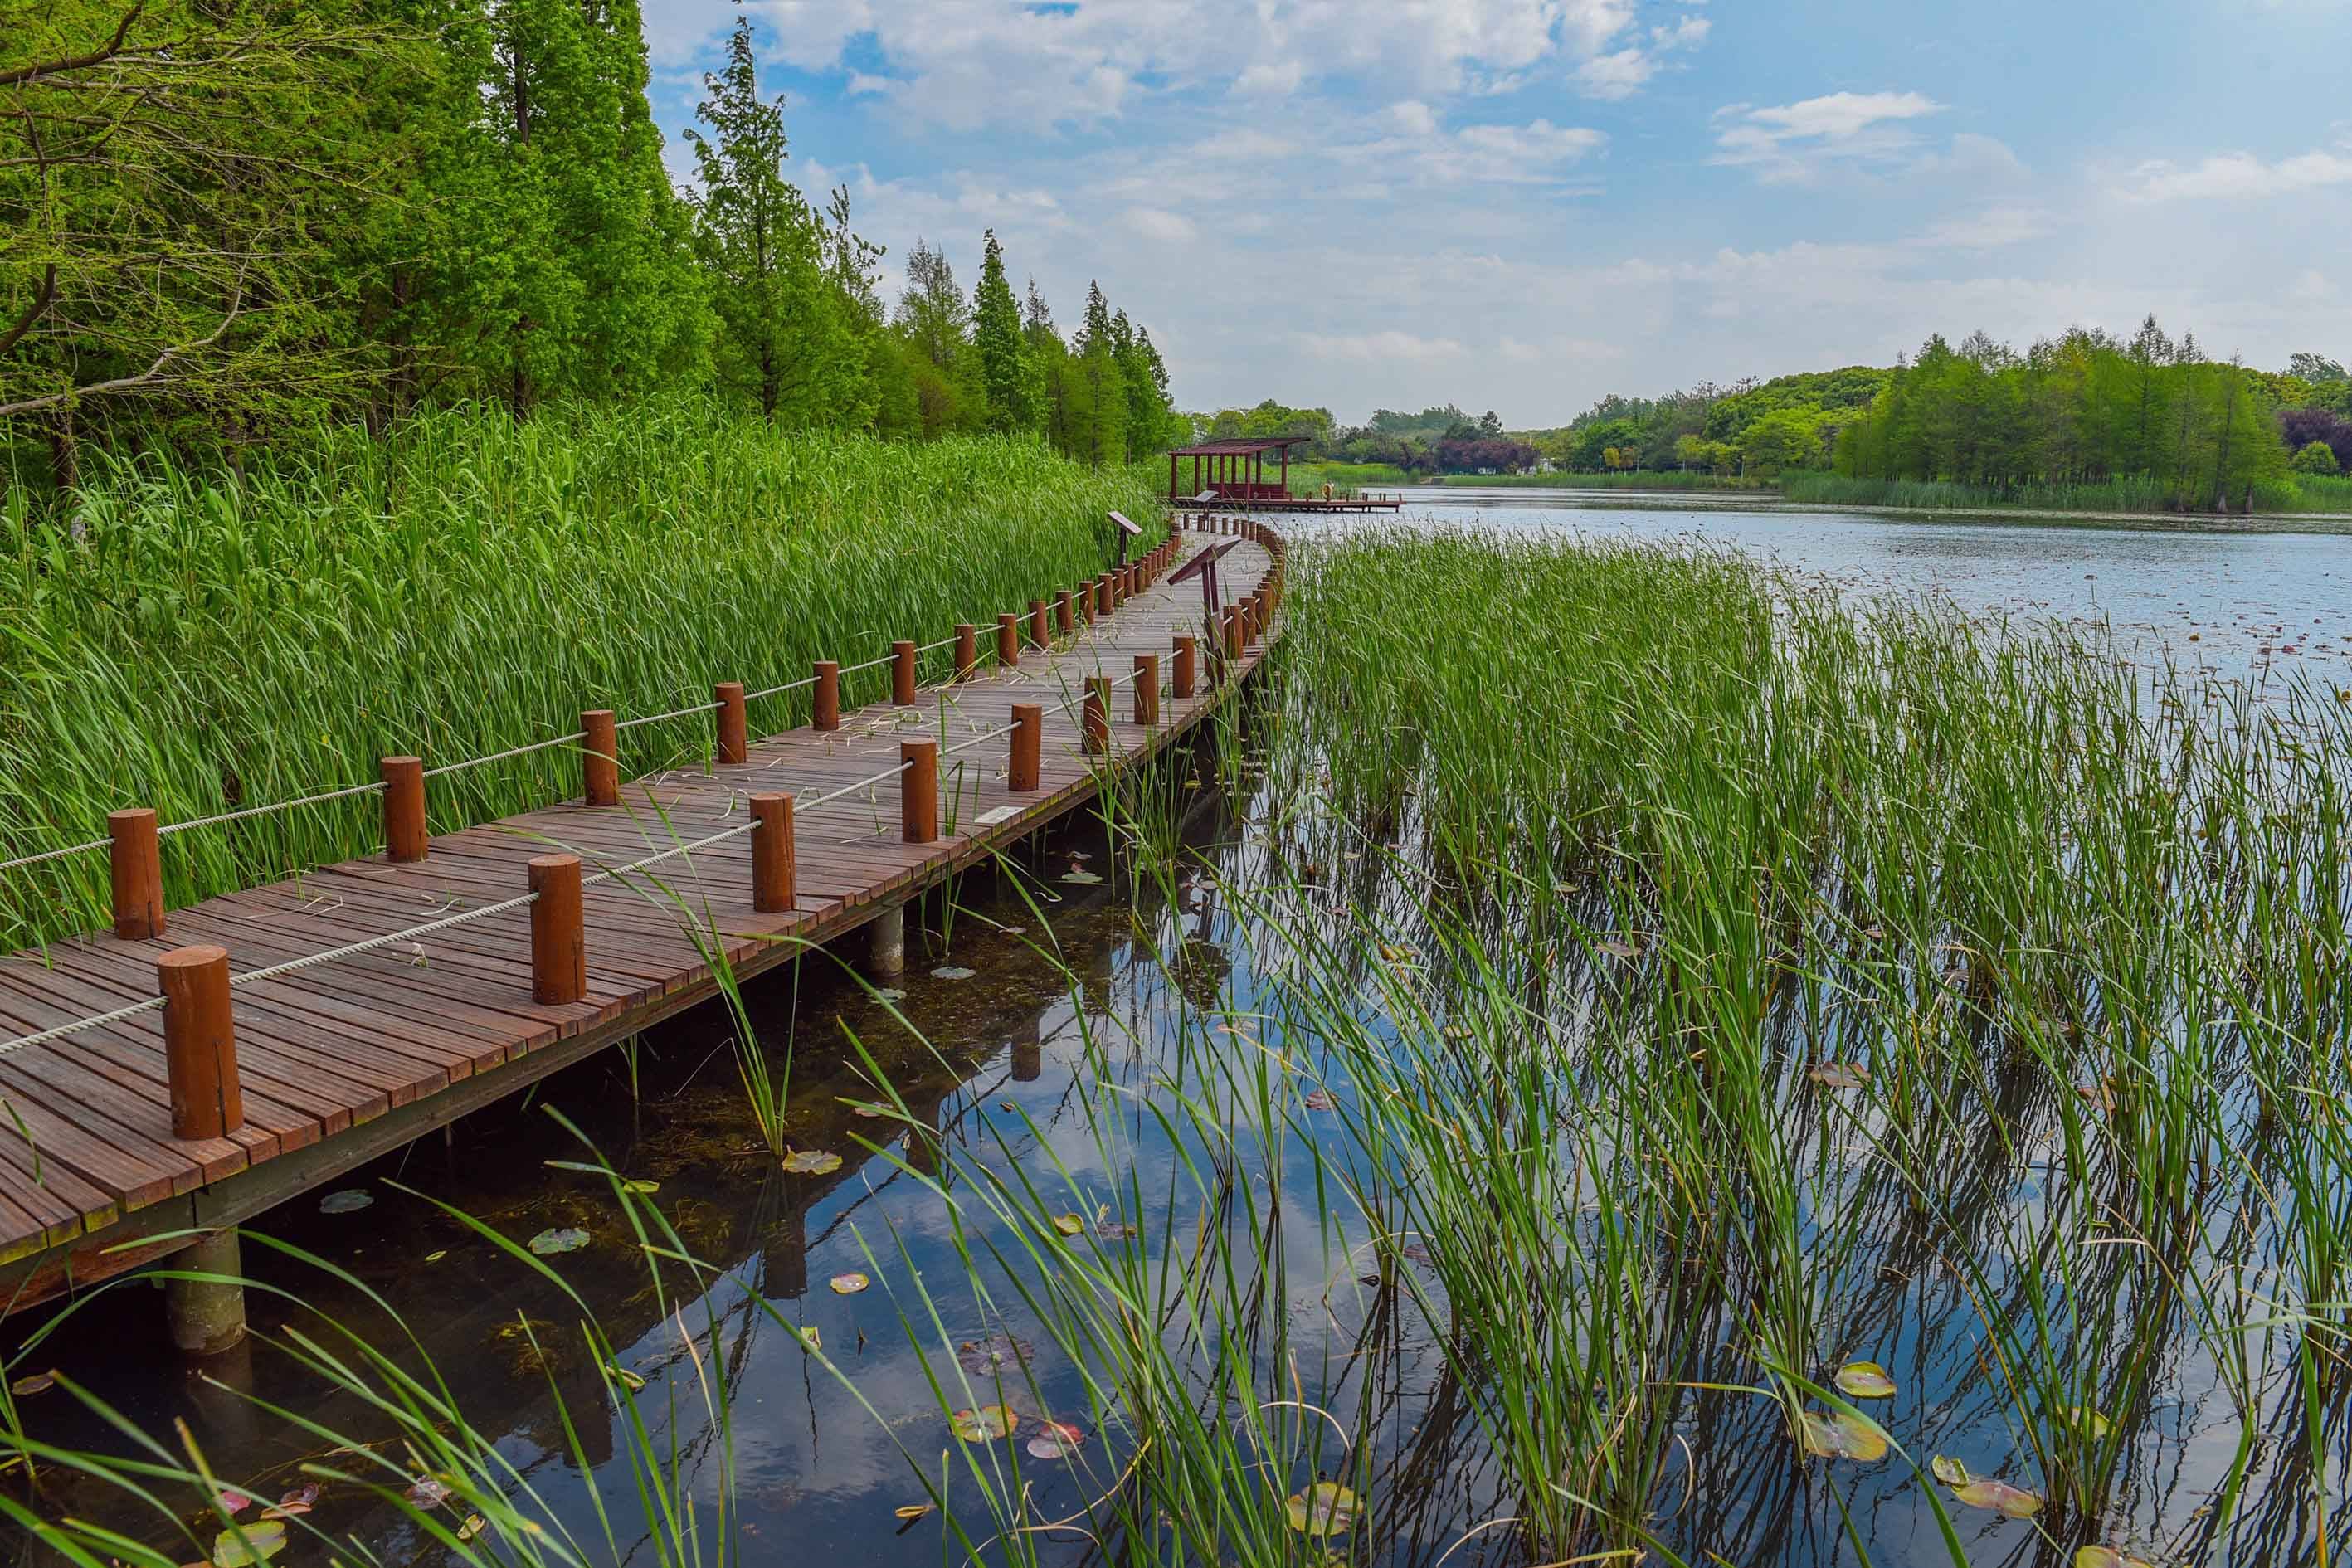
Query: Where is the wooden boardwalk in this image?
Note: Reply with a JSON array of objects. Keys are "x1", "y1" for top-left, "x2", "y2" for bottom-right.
[{"x1": 0, "y1": 522, "x2": 1283, "y2": 1308}]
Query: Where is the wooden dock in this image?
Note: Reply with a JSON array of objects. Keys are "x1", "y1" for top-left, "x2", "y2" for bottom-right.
[{"x1": 0, "y1": 520, "x2": 1284, "y2": 1313}]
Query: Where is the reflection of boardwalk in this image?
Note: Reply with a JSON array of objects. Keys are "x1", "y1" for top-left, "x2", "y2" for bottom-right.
[{"x1": 0, "y1": 524, "x2": 1283, "y2": 1307}]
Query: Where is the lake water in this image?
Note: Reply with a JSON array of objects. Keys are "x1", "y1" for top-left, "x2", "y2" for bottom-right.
[{"x1": 7, "y1": 503, "x2": 2340, "y2": 1568}]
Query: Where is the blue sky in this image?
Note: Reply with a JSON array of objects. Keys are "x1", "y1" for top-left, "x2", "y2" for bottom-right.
[{"x1": 638, "y1": 0, "x2": 2352, "y2": 426}]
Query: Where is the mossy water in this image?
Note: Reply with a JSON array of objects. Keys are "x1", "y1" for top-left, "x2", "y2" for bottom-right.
[{"x1": 5, "y1": 526, "x2": 2348, "y2": 1568}]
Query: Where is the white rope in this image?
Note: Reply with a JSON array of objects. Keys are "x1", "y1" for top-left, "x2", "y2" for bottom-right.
[
  {"x1": 423, "y1": 731, "x2": 587, "y2": 778},
  {"x1": 230, "y1": 891, "x2": 542, "y2": 989},
  {"x1": 0, "y1": 836, "x2": 110, "y2": 874},
  {"x1": 942, "y1": 720, "x2": 1020, "y2": 759},
  {"x1": 748, "y1": 674, "x2": 818, "y2": 702},
  {"x1": 0, "y1": 994, "x2": 167, "y2": 1058},
  {"x1": 616, "y1": 699, "x2": 721, "y2": 733},
  {"x1": 839, "y1": 652, "x2": 896, "y2": 675},
  {"x1": 157, "y1": 777, "x2": 387, "y2": 837},
  {"x1": 801, "y1": 759, "x2": 915, "y2": 813},
  {"x1": 582, "y1": 820, "x2": 758, "y2": 887}
]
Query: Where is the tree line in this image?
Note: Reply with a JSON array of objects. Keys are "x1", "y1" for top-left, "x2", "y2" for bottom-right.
[{"x1": 2, "y1": 2, "x2": 1184, "y2": 490}]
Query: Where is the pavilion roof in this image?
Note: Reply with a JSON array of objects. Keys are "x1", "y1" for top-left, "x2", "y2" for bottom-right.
[{"x1": 1167, "y1": 436, "x2": 1312, "y2": 456}]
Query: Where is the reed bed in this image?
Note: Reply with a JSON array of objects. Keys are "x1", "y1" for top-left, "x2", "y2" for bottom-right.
[
  {"x1": 0, "y1": 404, "x2": 1160, "y2": 948},
  {"x1": 1782, "y1": 468, "x2": 2352, "y2": 515}
]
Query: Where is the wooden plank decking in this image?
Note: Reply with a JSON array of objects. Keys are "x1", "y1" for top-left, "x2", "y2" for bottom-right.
[{"x1": 0, "y1": 524, "x2": 1282, "y2": 1307}]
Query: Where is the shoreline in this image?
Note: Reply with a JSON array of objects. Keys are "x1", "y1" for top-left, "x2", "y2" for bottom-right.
[{"x1": 1390, "y1": 483, "x2": 2352, "y2": 535}]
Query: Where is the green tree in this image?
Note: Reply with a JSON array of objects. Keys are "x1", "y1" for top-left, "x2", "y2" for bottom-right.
[
  {"x1": 970, "y1": 231, "x2": 1035, "y2": 435},
  {"x1": 684, "y1": 16, "x2": 868, "y2": 425},
  {"x1": 1066, "y1": 281, "x2": 1127, "y2": 465},
  {"x1": 2291, "y1": 439, "x2": 2341, "y2": 475},
  {"x1": 893, "y1": 239, "x2": 981, "y2": 436}
]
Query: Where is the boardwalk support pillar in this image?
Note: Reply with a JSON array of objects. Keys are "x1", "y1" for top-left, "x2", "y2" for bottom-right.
[
  {"x1": 529, "y1": 854, "x2": 586, "y2": 1006},
  {"x1": 382, "y1": 757, "x2": 427, "y2": 863},
  {"x1": 901, "y1": 739, "x2": 938, "y2": 844},
  {"x1": 868, "y1": 906, "x2": 906, "y2": 977},
  {"x1": 108, "y1": 807, "x2": 164, "y2": 940},
  {"x1": 165, "y1": 1230, "x2": 246, "y2": 1356}
]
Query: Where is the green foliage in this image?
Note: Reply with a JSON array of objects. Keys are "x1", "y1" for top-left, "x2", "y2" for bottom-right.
[
  {"x1": 0, "y1": 403, "x2": 1163, "y2": 947},
  {"x1": 2291, "y1": 438, "x2": 2340, "y2": 475},
  {"x1": 970, "y1": 231, "x2": 1035, "y2": 436}
]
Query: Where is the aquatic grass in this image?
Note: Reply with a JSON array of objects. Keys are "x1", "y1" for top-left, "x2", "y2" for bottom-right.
[{"x1": 0, "y1": 401, "x2": 1164, "y2": 948}]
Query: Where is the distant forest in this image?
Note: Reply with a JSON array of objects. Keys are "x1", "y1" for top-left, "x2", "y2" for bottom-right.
[
  {"x1": 3, "y1": 4, "x2": 1186, "y2": 491},
  {"x1": 1203, "y1": 324, "x2": 2352, "y2": 511}
]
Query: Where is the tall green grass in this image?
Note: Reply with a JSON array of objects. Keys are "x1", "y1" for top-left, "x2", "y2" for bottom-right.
[{"x1": 0, "y1": 402, "x2": 1162, "y2": 947}]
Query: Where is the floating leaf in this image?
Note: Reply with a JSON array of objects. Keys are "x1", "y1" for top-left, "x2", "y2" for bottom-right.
[
  {"x1": 829, "y1": 1272, "x2": 870, "y2": 1295},
  {"x1": 277, "y1": 1487, "x2": 319, "y2": 1511},
  {"x1": 1809, "y1": 1062, "x2": 1871, "y2": 1090},
  {"x1": 1060, "y1": 869, "x2": 1102, "y2": 885},
  {"x1": 849, "y1": 1102, "x2": 892, "y2": 1118},
  {"x1": 9, "y1": 1371, "x2": 54, "y2": 1397},
  {"x1": 1095, "y1": 1220, "x2": 1139, "y2": 1240},
  {"x1": 527, "y1": 1227, "x2": 591, "y2": 1255},
  {"x1": 319, "y1": 1190, "x2": 373, "y2": 1215},
  {"x1": 2059, "y1": 1405, "x2": 2114, "y2": 1442},
  {"x1": 874, "y1": 988, "x2": 906, "y2": 1002},
  {"x1": 782, "y1": 1149, "x2": 843, "y2": 1176},
  {"x1": 1834, "y1": 1361, "x2": 1896, "y2": 1399},
  {"x1": 1026, "y1": 1420, "x2": 1086, "y2": 1460},
  {"x1": 893, "y1": 1504, "x2": 936, "y2": 1522},
  {"x1": 1439, "y1": 1025, "x2": 1473, "y2": 1041},
  {"x1": 1595, "y1": 939, "x2": 1643, "y2": 961},
  {"x1": 949, "y1": 1405, "x2": 1017, "y2": 1442},
  {"x1": 405, "y1": 1476, "x2": 451, "y2": 1508},
  {"x1": 210, "y1": 1523, "x2": 285, "y2": 1566},
  {"x1": 2076, "y1": 1548, "x2": 2157, "y2": 1568},
  {"x1": 424, "y1": 1250, "x2": 447, "y2": 1264},
  {"x1": 956, "y1": 1333, "x2": 1033, "y2": 1376},
  {"x1": 608, "y1": 1366, "x2": 646, "y2": 1391},
  {"x1": 1930, "y1": 1455, "x2": 1973, "y2": 1487},
  {"x1": 257, "y1": 1503, "x2": 309, "y2": 1522},
  {"x1": 1284, "y1": 1482, "x2": 1361, "y2": 1536},
  {"x1": 1800, "y1": 1411, "x2": 1888, "y2": 1462},
  {"x1": 622, "y1": 1179, "x2": 660, "y2": 1194},
  {"x1": 1050, "y1": 1214, "x2": 1084, "y2": 1236},
  {"x1": 217, "y1": 1491, "x2": 254, "y2": 1516},
  {"x1": 932, "y1": 966, "x2": 976, "y2": 981},
  {"x1": 1951, "y1": 1478, "x2": 2042, "y2": 1518},
  {"x1": 455, "y1": 1513, "x2": 487, "y2": 1541}
]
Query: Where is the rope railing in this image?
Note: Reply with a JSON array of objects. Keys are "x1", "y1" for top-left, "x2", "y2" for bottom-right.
[{"x1": 0, "y1": 520, "x2": 1282, "y2": 1098}]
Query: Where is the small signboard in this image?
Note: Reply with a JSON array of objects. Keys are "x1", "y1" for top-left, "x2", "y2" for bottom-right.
[
  {"x1": 1108, "y1": 509, "x2": 1144, "y2": 536},
  {"x1": 1167, "y1": 539, "x2": 1239, "y2": 583}
]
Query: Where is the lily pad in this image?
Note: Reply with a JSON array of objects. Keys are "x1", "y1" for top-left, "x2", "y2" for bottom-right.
[
  {"x1": 949, "y1": 1404, "x2": 1017, "y2": 1442},
  {"x1": 319, "y1": 1190, "x2": 373, "y2": 1215},
  {"x1": 829, "y1": 1272, "x2": 870, "y2": 1294},
  {"x1": 932, "y1": 967, "x2": 976, "y2": 981},
  {"x1": 9, "y1": 1370, "x2": 54, "y2": 1397},
  {"x1": 1800, "y1": 1410, "x2": 1888, "y2": 1462},
  {"x1": 956, "y1": 1332, "x2": 1033, "y2": 1376},
  {"x1": 211, "y1": 1522, "x2": 286, "y2": 1567},
  {"x1": 782, "y1": 1149, "x2": 843, "y2": 1176},
  {"x1": 1809, "y1": 1062, "x2": 1871, "y2": 1090},
  {"x1": 277, "y1": 1487, "x2": 319, "y2": 1511},
  {"x1": 1050, "y1": 1214, "x2": 1084, "y2": 1236},
  {"x1": 1060, "y1": 869, "x2": 1102, "y2": 885},
  {"x1": 1284, "y1": 1482, "x2": 1361, "y2": 1536},
  {"x1": 527, "y1": 1227, "x2": 591, "y2": 1255},
  {"x1": 893, "y1": 1504, "x2": 936, "y2": 1522},
  {"x1": 849, "y1": 1102, "x2": 892, "y2": 1118},
  {"x1": 1834, "y1": 1361, "x2": 1896, "y2": 1399},
  {"x1": 1025, "y1": 1419, "x2": 1086, "y2": 1460},
  {"x1": 622, "y1": 1178, "x2": 660, "y2": 1194},
  {"x1": 1951, "y1": 1478, "x2": 2042, "y2": 1518},
  {"x1": 217, "y1": 1491, "x2": 254, "y2": 1516},
  {"x1": 2076, "y1": 1549, "x2": 2157, "y2": 1568},
  {"x1": 1930, "y1": 1454, "x2": 1972, "y2": 1487}
]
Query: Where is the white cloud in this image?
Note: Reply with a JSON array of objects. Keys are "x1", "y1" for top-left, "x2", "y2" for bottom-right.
[
  {"x1": 1233, "y1": 61, "x2": 1304, "y2": 96},
  {"x1": 1910, "y1": 204, "x2": 2051, "y2": 250},
  {"x1": 1712, "y1": 90, "x2": 1946, "y2": 183},
  {"x1": 2120, "y1": 146, "x2": 2352, "y2": 202},
  {"x1": 1123, "y1": 206, "x2": 1199, "y2": 244},
  {"x1": 1575, "y1": 49, "x2": 1654, "y2": 100},
  {"x1": 1385, "y1": 100, "x2": 1440, "y2": 136},
  {"x1": 1295, "y1": 329, "x2": 1470, "y2": 365}
]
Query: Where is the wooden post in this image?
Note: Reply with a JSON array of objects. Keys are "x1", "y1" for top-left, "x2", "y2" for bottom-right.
[
  {"x1": 1083, "y1": 679, "x2": 1111, "y2": 756},
  {"x1": 1095, "y1": 576, "x2": 1113, "y2": 617},
  {"x1": 954, "y1": 624, "x2": 978, "y2": 682},
  {"x1": 751, "y1": 793, "x2": 795, "y2": 913},
  {"x1": 892, "y1": 640, "x2": 918, "y2": 706},
  {"x1": 714, "y1": 682, "x2": 748, "y2": 765},
  {"x1": 107, "y1": 808, "x2": 165, "y2": 940},
  {"x1": 997, "y1": 613, "x2": 1020, "y2": 669},
  {"x1": 812, "y1": 660, "x2": 840, "y2": 731},
  {"x1": 1133, "y1": 654, "x2": 1160, "y2": 725},
  {"x1": 528, "y1": 854, "x2": 586, "y2": 1005},
  {"x1": 1174, "y1": 635, "x2": 1198, "y2": 699},
  {"x1": 382, "y1": 756, "x2": 427, "y2": 863},
  {"x1": 1225, "y1": 606, "x2": 1244, "y2": 662},
  {"x1": 1055, "y1": 591, "x2": 1074, "y2": 635},
  {"x1": 1010, "y1": 704, "x2": 1041, "y2": 791},
  {"x1": 900, "y1": 738, "x2": 938, "y2": 844},
  {"x1": 158, "y1": 945, "x2": 241, "y2": 1140},
  {"x1": 582, "y1": 710, "x2": 620, "y2": 806},
  {"x1": 1029, "y1": 599, "x2": 1049, "y2": 648}
]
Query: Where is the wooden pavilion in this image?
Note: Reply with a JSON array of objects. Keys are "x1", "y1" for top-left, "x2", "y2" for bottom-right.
[{"x1": 1168, "y1": 437, "x2": 1308, "y2": 504}]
